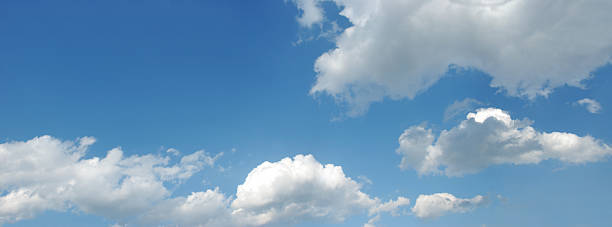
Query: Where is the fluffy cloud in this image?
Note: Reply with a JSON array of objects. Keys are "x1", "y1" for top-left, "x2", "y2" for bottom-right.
[
  {"x1": 575, "y1": 98, "x2": 602, "y2": 114},
  {"x1": 231, "y1": 154, "x2": 379, "y2": 225},
  {"x1": 1, "y1": 137, "x2": 416, "y2": 226},
  {"x1": 412, "y1": 193, "x2": 487, "y2": 219},
  {"x1": 0, "y1": 136, "x2": 221, "y2": 224},
  {"x1": 140, "y1": 188, "x2": 234, "y2": 227},
  {"x1": 396, "y1": 108, "x2": 612, "y2": 176},
  {"x1": 292, "y1": 0, "x2": 612, "y2": 116},
  {"x1": 146, "y1": 154, "x2": 413, "y2": 227}
]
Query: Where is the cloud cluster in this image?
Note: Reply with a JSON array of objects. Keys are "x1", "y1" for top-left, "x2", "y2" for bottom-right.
[
  {"x1": 140, "y1": 187, "x2": 234, "y2": 227},
  {"x1": 412, "y1": 193, "x2": 487, "y2": 219},
  {"x1": 1, "y1": 136, "x2": 426, "y2": 226},
  {"x1": 292, "y1": 0, "x2": 612, "y2": 116},
  {"x1": 145, "y1": 154, "x2": 413, "y2": 227},
  {"x1": 396, "y1": 108, "x2": 612, "y2": 176},
  {"x1": 0, "y1": 136, "x2": 220, "y2": 224}
]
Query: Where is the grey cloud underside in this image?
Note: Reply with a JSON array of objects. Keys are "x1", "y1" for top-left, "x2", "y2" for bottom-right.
[
  {"x1": 396, "y1": 108, "x2": 612, "y2": 176},
  {"x1": 293, "y1": 0, "x2": 612, "y2": 116}
]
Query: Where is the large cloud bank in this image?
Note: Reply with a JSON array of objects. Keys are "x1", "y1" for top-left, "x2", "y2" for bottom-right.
[
  {"x1": 396, "y1": 108, "x2": 612, "y2": 176},
  {"x1": 293, "y1": 0, "x2": 612, "y2": 116},
  {"x1": 4, "y1": 136, "x2": 468, "y2": 226}
]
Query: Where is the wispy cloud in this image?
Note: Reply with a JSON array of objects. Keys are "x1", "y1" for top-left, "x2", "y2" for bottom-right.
[{"x1": 575, "y1": 98, "x2": 602, "y2": 114}]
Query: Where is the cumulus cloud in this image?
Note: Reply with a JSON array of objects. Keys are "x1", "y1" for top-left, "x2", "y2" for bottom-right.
[
  {"x1": 1, "y1": 137, "x2": 415, "y2": 226},
  {"x1": 0, "y1": 136, "x2": 221, "y2": 225},
  {"x1": 229, "y1": 154, "x2": 414, "y2": 226},
  {"x1": 575, "y1": 98, "x2": 602, "y2": 114},
  {"x1": 396, "y1": 108, "x2": 612, "y2": 176},
  {"x1": 292, "y1": 0, "x2": 612, "y2": 116},
  {"x1": 141, "y1": 187, "x2": 234, "y2": 227},
  {"x1": 146, "y1": 154, "x2": 412, "y2": 227},
  {"x1": 412, "y1": 193, "x2": 487, "y2": 219},
  {"x1": 231, "y1": 154, "x2": 379, "y2": 225}
]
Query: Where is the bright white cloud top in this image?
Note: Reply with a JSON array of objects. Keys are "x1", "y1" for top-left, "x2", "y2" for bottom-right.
[
  {"x1": 1, "y1": 136, "x2": 463, "y2": 226},
  {"x1": 396, "y1": 108, "x2": 612, "y2": 176},
  {"x1": 411, "y1": 193, "x2": 487, "y2": 219},
  {"x1": 293, "y1": 0, "x2": 612, "y2": 116},
  {"x1": 231, "y1": 154, "x2": 379, "y2": 225}
]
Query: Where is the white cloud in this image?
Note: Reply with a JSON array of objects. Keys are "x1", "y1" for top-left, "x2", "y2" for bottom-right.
[
  {"x1": 0, "y1": 136, "x2": 221, "y2": 224},
  {"x1": 412, "y1": 193, "x2": 487, "y2": 219},
  {"x1": 0, "y1": 188, "x2": 60, "y2": 224},
  {"x1": 575, "y1": 98, "x2": 602, "y2": 114},
  {"x1": 369, "y1": 197, "x2": 411, "y2": 216},
  {"x1": 141, "y1": 187, "x2": 235, "y2": 227},
  {"x1": 292, "y1": 0, "x2": 325, "y2": 28},
  {"x1": 363, "y1": 215, "x2": 380, "y2": 227},
  {"x1": 230, "y1": 154, "x2": 408, "y2": 226},
  {"x1": 1, "y1": 137, "x2": 415, "y2": 226},
  {"x1": 145, "y1": 154, "x2": 412, "y2": 227},
  {"x1": 396, "y1": 108, "x2": 612, "y2": 176},
  {"x1": 157, "y1": 150, "x2": 222, "y2": 183},
  {"x1": 292, "y1": 0, "x2": 612, "y2": 116},
  {"x1": 165, "y1": 148, "x2": 180, "y2": 156},
  {"x1": 231, "y1": 154, "x2": 377, "y2": 225}
]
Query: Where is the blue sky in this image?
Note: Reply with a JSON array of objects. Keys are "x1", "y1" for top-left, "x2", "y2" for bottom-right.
[{"x1": 1, "y1": 1, "x2": 612, "y2": 227}]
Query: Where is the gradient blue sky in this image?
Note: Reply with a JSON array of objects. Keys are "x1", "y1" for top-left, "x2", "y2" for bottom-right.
[{"x1": 1, "y1": 1, "x2": 612, "y2": 227}]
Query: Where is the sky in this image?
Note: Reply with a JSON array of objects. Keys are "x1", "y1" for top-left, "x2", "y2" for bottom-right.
[{"x1": 1, "y1": 0, "x2": 611, "y2": 227}]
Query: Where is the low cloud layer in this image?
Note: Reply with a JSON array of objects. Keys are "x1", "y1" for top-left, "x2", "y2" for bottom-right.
[
  {"x1": 292, "y1": 0, "x2": 612, "y2": 116},
  {"x1": 396, "y1": 108, "x2": 612, "y2": 176},
  {"x1": 1, "y1": 136, "x2": 440, "y2": 226}
]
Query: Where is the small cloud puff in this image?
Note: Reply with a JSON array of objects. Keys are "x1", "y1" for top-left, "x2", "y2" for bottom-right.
[
  {"x1": 412, "y1": 193, "x2": 487, "y2": 219},
  {"x1": 575, "y1": 98, "x2": 602, "y2": 114}
]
